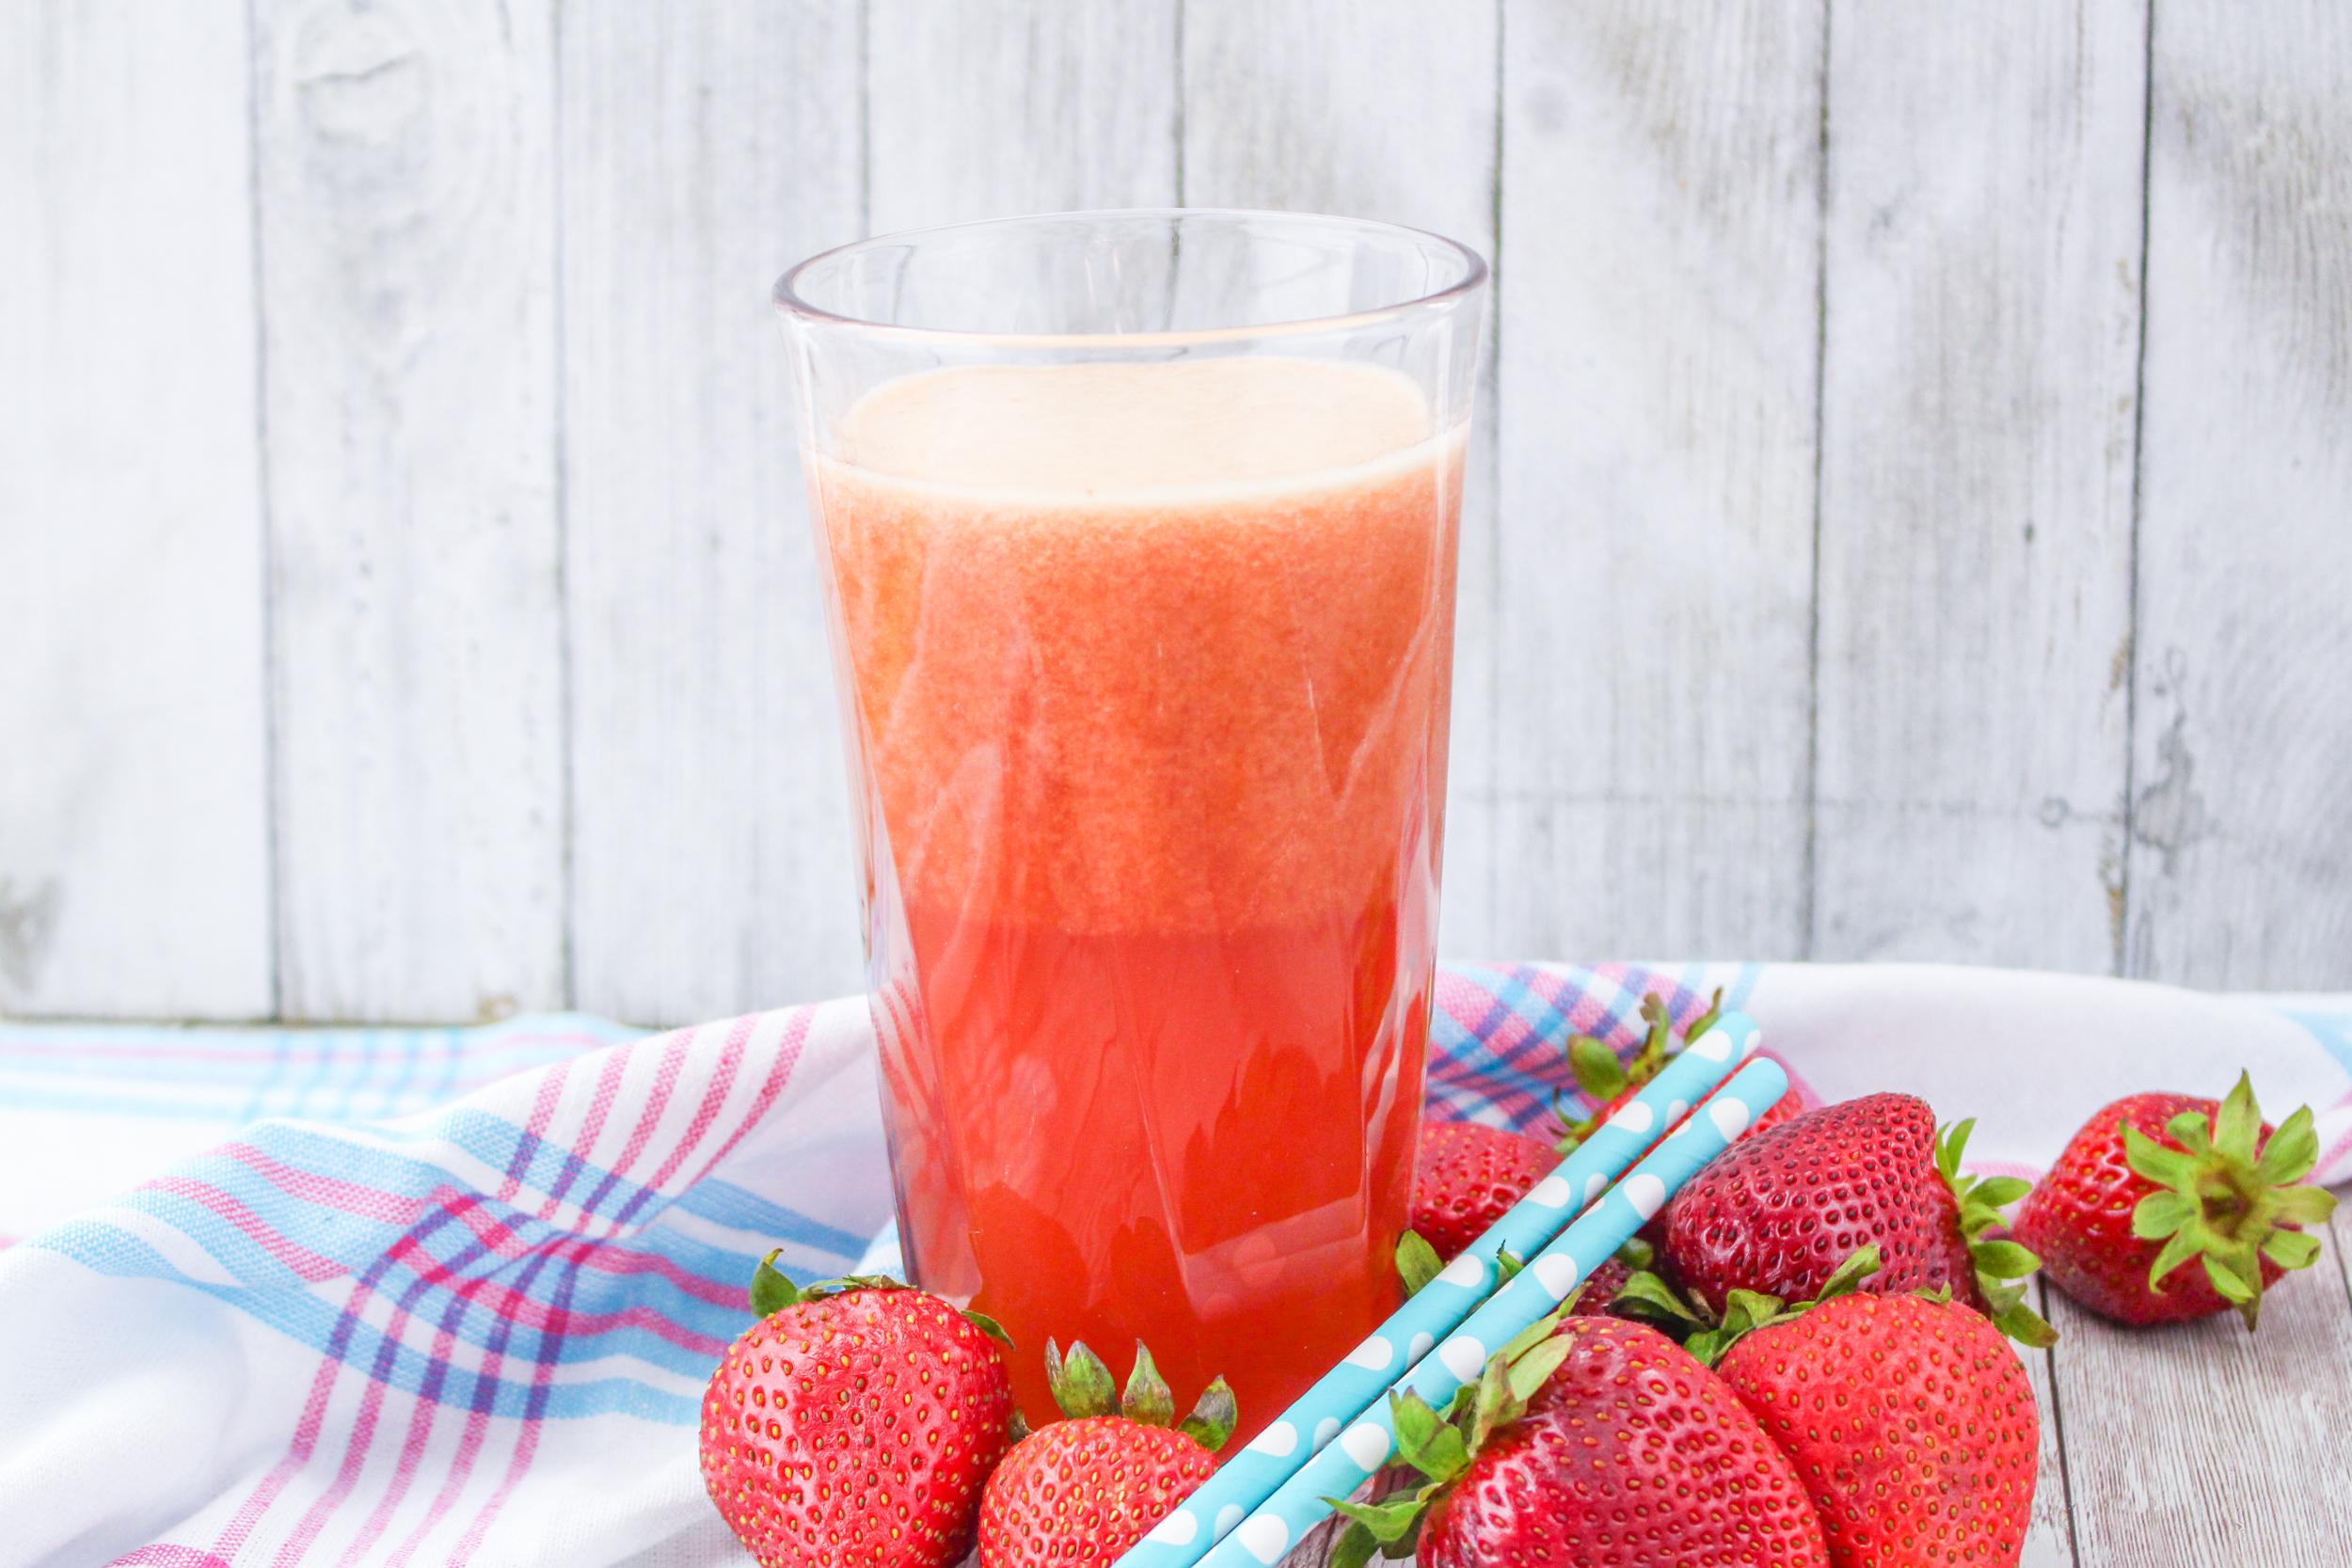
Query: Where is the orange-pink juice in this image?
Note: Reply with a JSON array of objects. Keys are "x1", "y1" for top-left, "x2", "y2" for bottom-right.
[{"x1": 810, "y1": 358, "x2": 1462, "y2": 1436}]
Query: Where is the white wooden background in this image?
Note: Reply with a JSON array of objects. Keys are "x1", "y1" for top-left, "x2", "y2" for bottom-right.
[{"x1": 3, "y1": 0, "x2": 2347, "y2": 1027}]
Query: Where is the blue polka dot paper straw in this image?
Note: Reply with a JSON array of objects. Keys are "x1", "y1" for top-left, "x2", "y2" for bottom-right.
[
  {"x1": 1115, "y1": 1015, "x2": 1769, "y2": 1568},
  {"x1": 1181, "y1": 1054, "x2": 1787, "y2": 1568}
]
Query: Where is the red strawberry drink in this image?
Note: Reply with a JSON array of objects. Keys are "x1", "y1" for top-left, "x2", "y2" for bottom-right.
[
  {"x1": 808, "y1": 353, "x2": 1465, "y2": 1439},
  {"x1": 784, "y1": 214, "x2": 1485, "y2": 1441}
]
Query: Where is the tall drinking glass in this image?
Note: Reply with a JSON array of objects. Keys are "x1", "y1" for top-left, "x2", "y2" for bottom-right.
[{"x1": 775, "y1": 211, "x2": 1486, "y2": 1439}]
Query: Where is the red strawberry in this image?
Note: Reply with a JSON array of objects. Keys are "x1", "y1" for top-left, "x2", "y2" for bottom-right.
[
  {"x1": 700, "y1": 1259, "x2": 1015, "y2": 1568},
  {"x1": 2011, "y1": 1072, "x2": 2337, "y2": 1329},
  {"x1": 1334, "y1": 1314, "x2": 1829, "y2": 1567},
  {"x1": 1553, "y1": 990, "x2": 1804, "y2": 1153},
  {"x1": 1714, "y1": 1288, "x2": 2040, "y2": 1567},
  {"x1": 1410, "y1": 1120, "x2": 1558, "y2": 1261},
  {"x1": 1656, "y1": 1094, "x2": 2056, "y2": 1346},
  {"x1": 977, "y1": 1340, "x2": 1234, "y2": 1567}
]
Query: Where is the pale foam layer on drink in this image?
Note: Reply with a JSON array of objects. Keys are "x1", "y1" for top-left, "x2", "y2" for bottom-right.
[
  {"x1": 810, "y1": 356, "x2": 1464, "y2": 935},
  {"x1": 833, "y1": 356, "x2": 1451, "y2": 503}
]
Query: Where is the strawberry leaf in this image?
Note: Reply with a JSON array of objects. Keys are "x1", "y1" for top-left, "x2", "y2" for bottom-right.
[
  {"x1": 1972, "y1": 1240, "x2": 2042, "y2": 1280},
  {"x1": 2211, "y1": 1072, "x2": 2262, "y2": 1164},
  {"x1": 1814, "y1": 1244, "x2": 1883, "y2": 1302},
  {"x1": 1567, "y1": 1035, "x2": 1628, "y2": 1101},
  {"x1": 747, "y1": 1250, "x2": 801, "y2": 1321},
  {"x1": 1389, "y1": 1390, "x2": 1449, "y2": 1477},
  {"x1": 1503, "y1": 1335, "x2": 1575, "y2": 1404},
  {"x1": 1121, "y1": 1343, "x2": 1176, "y2": 1427},
  {"x1": 1495, "y1": 1247, "x2": 1525, "y2": 1286},
  {"x1": 2255, "y1": 1105, "x2": 2321, "y2": 1185},
  {"x1": 2132, "y1": 1190, "x2": 2199, "y2": 1239},
  {"x1": 1464, "y1": 1351, "x2": 1521, "y2": 1457},
  {"x1": 2203, "y1": 1252, "x2": 2258, "y2": 1306},
  {"x1": 2163, "y1": 1109, "x2": 2215, "y2": 1158},
  {"x1": 1937, "y1": 1124, "x2": 2058, "y2": 1346},
  {"x1": 1414, "y1": 1423, "x2": 1469, "y2": 1483},
  {"x1": 960, "y1": 1308, "x2": 1014, "y2": 1351},
  {"x1": 1497, "y1": 1305, "x2": 1566, "y2": 1365},
  {"x1": 1046, "y1": 1339, "x2": 1119, "y2": 1420},
  {"x1": 1605, "y1": 1269, "x2": 1708, "y2": 1335},
  {"x1": 1328, "y1": 1519, "x2": 1383, "y2": 1568},
  {"x1": 2275, "y1": 1184, "x2": 2340, "y2": 1227},
  {"x1": 1177, "y1": 1375, "x2": 1237, "y2": 1451},
  {"x1": 2145, "y1": 1225, "x2": 2205, "y2": 1290},
  {"x1": 1972, "y1": 1175, "x2": 2032, "y2": 1209},
  {"x1": 1396, "y1": 1229, "x2": 1444, "y2": 1296},
  {"x1": 2123, "y1": 1124, "x2": 2199, "y2": 1187},
  {"x1": 1391, "y1": 1387, "x2": 1472, "y2": 1487},
  {"x1": 1328, "y1": 1496, "x2": 1424, "y2": 1546},
  {"x1": 2262, "y1": 1228, "x2": 2322, "y2": 1271},
  {"x1": 1936, "y1": 1119, "x2": 1977, "y2": 1183}
]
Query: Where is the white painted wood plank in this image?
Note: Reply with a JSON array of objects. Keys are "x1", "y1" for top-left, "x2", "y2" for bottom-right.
[
  {"x1": 2022, "y1": 1279, "x2": 2079, "y2": 1566},
  {"x1": 559, "y1": 2, "x2": 866, "y2": 1027},
  {"x1": 1179, "y1": 0, "x2": 1496, "y2": 243},
  {"x1": 2047, "y1": 1216, "x2": 2352, "y2": 1563},
  {"x1": 253, "y1": 0, "x2": 564, "y2": 1022},
  {"x1": 0, "y1": 0, "x2": 273, "y2": 1020},
  {"x1": 2126, "y1": 0, "x2": 2352, "y2": 990},
  {"x1": 1177, "y1": 0, "x2": 1504, "y2": 958},
  {"x1": 1810, "y1": 0, "x2": 2146, "y2": 973},
  {"x1": 1492, "y1": 1, "x2": 1822, "y2": 962},
  {"x1": 866, "y1": 0, "x2": 1180, "y2": 233}
]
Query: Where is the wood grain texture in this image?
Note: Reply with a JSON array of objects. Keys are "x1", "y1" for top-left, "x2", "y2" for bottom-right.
[
  {"x1": 559, "y1": 2, "x2": 866, "y2": 1027},
  {"x1": 253, "y1": 0, "x2": 564, "y2": 1021},
  {"x1": 866, "y1": 0, "x2": 1179, "y2": 233},
  {"x1": 2048, "y1": 1216, "x2": 2352, "y2": 1564},
  {"x1": 0, "y1": 0, "x2": 274, "y2": 1020},
  {"x1": 1177, "y1": 0, "x2": 1505, "y2": 958},
  {"x1": 1811, "y1": 0, "x2": 2145, "y2": 973},
  {"x1": 2022, "y1": 1279, "x2": 2080, "y2": 1566},
  {"x1": 2126, "y1": 0, "x2": 2352, "y2": 990},
  {"x1": 1492, "y1": 0, "x2": 1823, "y2": 963}
]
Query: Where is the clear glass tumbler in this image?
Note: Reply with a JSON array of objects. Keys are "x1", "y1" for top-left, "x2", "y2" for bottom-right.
[{"x1": 775, "y1": 210, "x2": 1486, "y2": 1438}]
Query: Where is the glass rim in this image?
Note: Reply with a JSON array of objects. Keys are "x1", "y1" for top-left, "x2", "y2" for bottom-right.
[{"x1": 771, "y1": 207, "x2": 1489, "y2": 348}]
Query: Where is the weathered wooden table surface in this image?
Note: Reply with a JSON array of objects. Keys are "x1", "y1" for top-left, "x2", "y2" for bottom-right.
[{"x1": 1277, "y1": 1205, "x2": 2352, "y2": 1567}]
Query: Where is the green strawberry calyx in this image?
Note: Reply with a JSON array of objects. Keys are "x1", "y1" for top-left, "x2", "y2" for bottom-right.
[
  {"x1": 2123, "y1": 1071, "x2": 2340, "y2": 1332},
  {"x1": 1936, "y1": 1119, "x2": 2060, "y2": 1349},
  {"x1": 1042, "y1": 1339, "x2": 1236, "y2": 1452},
  {"x1": 744, "y1": 1248, "x2": 1014, "y2": 1350},
  {"x1": 1396, "y1": 1231, "x2": 1526, "y2": 1297},
  {"x1": 1550, "y1": 990, "x2": 1723, "y2": 1154},
  {"x1": 1395, "y1": 1229, "x2": 1445, "y2": 1295},
  {"x1": 1323, "y1": 1299, "x2": 1583, "y2": 1568},
  {"x1": 1606, "y1": 1245, "x2": 1883, "y2": 1368}
]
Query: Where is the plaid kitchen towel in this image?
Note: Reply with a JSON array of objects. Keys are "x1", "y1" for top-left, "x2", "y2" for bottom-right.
[{"x1": 3, "y1": 963, "x2": 2348, "y2": 1566}]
